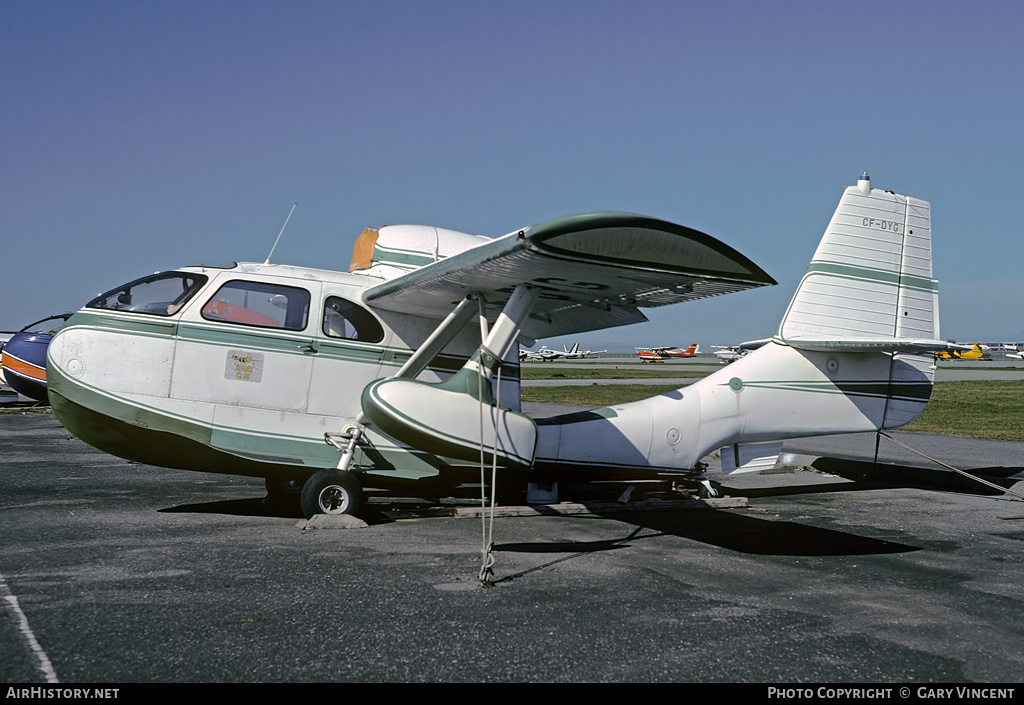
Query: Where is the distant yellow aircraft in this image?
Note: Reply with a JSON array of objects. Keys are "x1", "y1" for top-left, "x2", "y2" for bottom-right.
[{"x1": 934, "y1": 343, "x2": 988, "y2": 360}]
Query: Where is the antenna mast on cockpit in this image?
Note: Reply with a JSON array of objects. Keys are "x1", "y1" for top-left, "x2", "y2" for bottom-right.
[{"x1": 264, "y1": 202, "x2": 297, "y2": 264}]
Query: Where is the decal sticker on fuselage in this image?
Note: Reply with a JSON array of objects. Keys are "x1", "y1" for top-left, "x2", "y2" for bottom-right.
[{"x1": 226, "y1": 350, "x2": 264, "y2": 382}]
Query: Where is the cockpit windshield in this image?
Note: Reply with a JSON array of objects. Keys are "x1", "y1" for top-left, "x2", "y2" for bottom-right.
[
  {"x1": 20, "y1": 314, "x2": 72, "y2": 335},
  {"x1": 87, "y1": 272, "x2": 209, "y2": 316}
]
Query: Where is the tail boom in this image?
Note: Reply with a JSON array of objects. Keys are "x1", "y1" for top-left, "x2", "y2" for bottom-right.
[
  {"x1": 536, "y1": 174, "x2": 941, "y2": 476},
  {"x1": 534, "y1": 340, "x2": 934, "y2": 474}
]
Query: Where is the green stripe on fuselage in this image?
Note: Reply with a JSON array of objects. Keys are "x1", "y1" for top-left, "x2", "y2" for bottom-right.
[
  {"x1": 372, "y1": 245, "x2": 437, "y2": 268},
  {"x1": 65, "y1": 312, "x2": 517, "y2": 382},
  {"x1": 731, "y1": 379, "x2": 932, "y2": 403}
]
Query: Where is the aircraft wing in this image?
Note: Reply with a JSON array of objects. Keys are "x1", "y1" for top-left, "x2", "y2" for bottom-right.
[
  {"x1": 736, "y1": 338, "x2": 773, "y2": 350},
  {"x1": 361, "y1": 212, "x2": 776, "y2": 340}
]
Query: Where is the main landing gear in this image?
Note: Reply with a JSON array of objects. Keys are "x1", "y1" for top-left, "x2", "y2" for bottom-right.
[
  {"x1": 263, "y1": 470, "x2": 364, "y2": 518},
  {"x1": 299, "y1": 468, "x2": 363, "y2": 519}
]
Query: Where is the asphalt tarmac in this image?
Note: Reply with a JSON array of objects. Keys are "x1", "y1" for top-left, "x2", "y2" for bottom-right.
[{"x1": 1, "y1": 410, "x2": 1023, "y2": 685}]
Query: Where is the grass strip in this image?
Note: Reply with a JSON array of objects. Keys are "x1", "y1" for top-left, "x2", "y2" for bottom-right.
[
  {"x1": 521, "y1": 384, "x2": 683, "y2": 407},
  {"x1": 902, "y1": 380, "x2": 1024, "y2": 441},
  {"x1": 521, "y1": 367, "x2": 709, "y2": 380}
]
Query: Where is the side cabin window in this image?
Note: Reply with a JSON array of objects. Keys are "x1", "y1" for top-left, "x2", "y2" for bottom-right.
[
  {"x1": 202, "y1": 280, "x2": 310, "y2": 331},
  {"x1": 322, "y1": 296, "x2": 384, "y2": 343},
  {"x1": 87, "y1": 272, "x2": 209, "y2": 316}
]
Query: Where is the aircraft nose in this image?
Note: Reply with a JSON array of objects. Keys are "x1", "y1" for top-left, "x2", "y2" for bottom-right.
[
  {"x1": 3, "y1": 332, "x2": 53, "y2": 402},
  {"x1": 45, "y1": 323, "x2": 105, "y2": 409}
]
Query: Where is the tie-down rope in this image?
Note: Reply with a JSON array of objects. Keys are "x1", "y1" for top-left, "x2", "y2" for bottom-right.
[
  {"x1": 473, "y1": 296, "x2": 500, "y2": 586},
  {"x1": 878, "y1": 431, "x2": 1024, "y2": 501},
  {"x1": 477, "y1": 357, "x2": 502, "y2": 586}
]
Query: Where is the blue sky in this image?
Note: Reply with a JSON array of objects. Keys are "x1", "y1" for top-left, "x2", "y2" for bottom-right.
[{"x1": 3, "y1": 1, "x2": 1022, "y2": 351}]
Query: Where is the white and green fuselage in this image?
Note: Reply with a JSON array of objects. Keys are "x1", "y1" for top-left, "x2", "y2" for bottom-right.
[
  {"x1": 47, "y1": 175, "x2": 952, "y2": 496},
  {"x1": 47, "y1": 262, "x2": 520, "y2": 488}
]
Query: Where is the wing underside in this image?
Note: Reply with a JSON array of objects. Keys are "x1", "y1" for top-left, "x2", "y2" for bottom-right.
[{"x1": 361, "y1": 212, "x2": 776, "y2": 340}]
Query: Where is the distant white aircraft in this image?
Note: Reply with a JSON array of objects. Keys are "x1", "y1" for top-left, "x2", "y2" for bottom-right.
[
  {"x1": 521, "y1": 345, "x2": 569, "y2": 361},
  {"x1": 1007, "y1": 349, "x2": 1023, "y2": 360},
  {"x1": 560, "y1": 343, "x2": 605, "y2": 359},
  {"x1": 713, "y1": 339, "x2": 771, "y2": 364},
  {"x1": 521, "y1": 342, "x2": 603, "y2": 361},
  {"x1": 713, "y1": 346, "x2": 743, "y2": 364}
]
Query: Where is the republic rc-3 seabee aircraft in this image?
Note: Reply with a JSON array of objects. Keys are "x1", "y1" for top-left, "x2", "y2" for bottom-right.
[{"x1": 46, "y1": 173, "x2": 961, "y2": 518}]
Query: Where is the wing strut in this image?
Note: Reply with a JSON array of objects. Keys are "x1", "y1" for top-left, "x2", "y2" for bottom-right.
[
  {"x1": 360, "y1": 284, "x2": 540, "y2": 469},
  {"x1": 476, "y1": 284, "x2": 540, "y2": 376},
  {"x1": 327, "y1": 284, "x2": 541, "y2": 473},
  {"x1": 325, "y1": 294, "x2": 480, "y2": 472},
  {"x1": 393, "y1": 295, "x2": 481, "y2": 380}
]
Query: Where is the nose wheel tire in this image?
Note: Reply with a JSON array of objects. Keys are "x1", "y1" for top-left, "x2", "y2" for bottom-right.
[{"x1": 300, "y1": 468, "x2": 363, "y2": 519}]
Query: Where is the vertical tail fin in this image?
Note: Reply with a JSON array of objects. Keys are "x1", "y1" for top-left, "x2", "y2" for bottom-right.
[
  {"x1": 770, "y1": 172, "x2": 943, "y2": 430},
  {"x1": 778, "y1": 172, "x2": 939, "y2": 346}
]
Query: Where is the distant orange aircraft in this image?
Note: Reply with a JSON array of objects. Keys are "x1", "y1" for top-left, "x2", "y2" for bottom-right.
[{"x1": 635, "y1": 343, "x2": 699, "y2": 363}]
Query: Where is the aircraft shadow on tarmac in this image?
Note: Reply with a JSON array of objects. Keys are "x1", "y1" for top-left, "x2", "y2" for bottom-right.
[
  {"x1": 161, "y1": 494, "x2": 922, "y2": 558},
  {"x1": 495, "y1": 508, "x2": 921, "y2": 559},
  {"x1": 161, "y1": 496, "x2": 297, "y2": 518},
  {"x1": 800, "y1": 456, "x2": 1024, "y2": 497},
  {"x1": 158, "y1": 455, "x2": 1021, "y2": 561}
]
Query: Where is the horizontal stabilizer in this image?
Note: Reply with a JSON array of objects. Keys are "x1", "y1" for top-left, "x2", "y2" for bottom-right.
[
  {"x1": 780, "y1": 336, "x2": 969, "y2": 354},
  {"x1": 736, "y1": 338, "x2": 772, "y2": 350}
]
